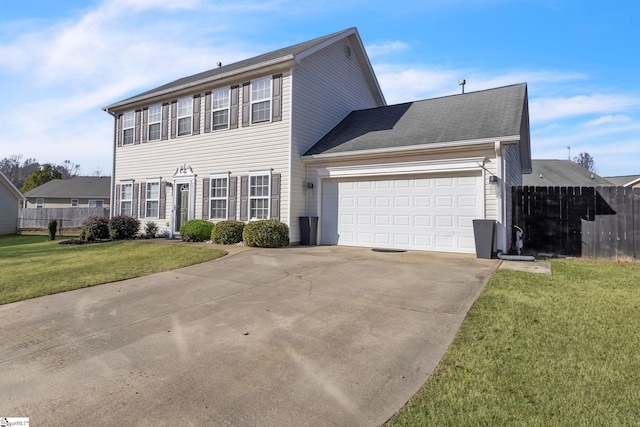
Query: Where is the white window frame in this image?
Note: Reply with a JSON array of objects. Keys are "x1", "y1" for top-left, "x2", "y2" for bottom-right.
[
  {"x1": 209, "y1": 174, "x2": 229, "y2": 220},
  {"x1": 71, "y1": 199, "x2": 79, "y2": 207},
  {"x1": 177, "y1": 97, "x2": 192, "y2": 136},
  {"x1": 36, "y1": 198, "x2": 44, "y2": 209},
  {"x1": 251, "y1": 77, "x2": 271, "y2": 124},
  {"x1": 145, "y1": 180, "x2": 160, "y2": 218},
  {"x1": 89, "y1": 200, "x2": 103, "y2": 208},
  {"x1": 212, "y1": 87, "x2": 230, "y2": 130},
  {"x1": 148, "y1": 104, "x2": 162, "y2": 141},
  {"x1": 249, "y1": 171, "x2": 271, "y2": 220},
  {"x1": 122, "y1": 110, "x2": 135, "y2": 145},
  {"x1": 120, "y1": 183, "x2": 133, "y2": 216}
]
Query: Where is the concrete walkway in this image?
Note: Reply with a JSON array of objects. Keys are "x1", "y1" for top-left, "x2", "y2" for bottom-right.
[{"x1": 0, "y1": 246, "x2": 499, "y2": 426}]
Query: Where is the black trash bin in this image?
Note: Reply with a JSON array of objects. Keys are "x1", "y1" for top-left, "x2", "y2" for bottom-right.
[
  {"x1": 472, "y1": 219, "x2": 496, "y2": 259},
  {"x1": 299, "y1": 216, "x2": 318, "y2": 246}
]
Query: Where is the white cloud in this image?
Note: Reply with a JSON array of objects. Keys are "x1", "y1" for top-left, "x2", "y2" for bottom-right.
[
  {"x1": 584, "y1": 115, "x2": 632, "y2": 127},
  {"x1": 529, "y1": 95, "x2": 639, "y2": 123},
  {"x1": 365, "y1": 41, "x2": 410, "y2": 58}
]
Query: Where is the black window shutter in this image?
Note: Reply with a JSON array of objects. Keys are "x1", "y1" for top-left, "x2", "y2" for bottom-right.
[
  {"x1": 230, "y1": 85, "x2": 239, "y2": 129},
  {"x1": 270, "y1": 173, "x2": 281, "y2": 219},
  {"x1": 170, "y1": 100, "x2": 177, "y2": 139},
  {"x1": 239, "y1": 176, "x2": 248, "y2": 221},
  {"x1": 241, "y1": 82, "x2": 250, "y2": 127},
  {"x1": 139, "y1": 181, "x2": 146, "y2": 218},
  {"x1": 134, "y1": 110, "x2": 142, "y2": 144},
  {"x1": 161, "y1": 103, "x2": 170, "y2": 140},
  {"x1": 116, "y1": 114, "x2": 123, "y2": 147},
  {"x1": 115, "y1": 184, "x2": 121, "y2": 215},
  {"x1": 202, "y1": 178, "x2": 210, "y2": 220},
  {"x1": 132, "y1": 183, "x2": 139, "y2": 219},
  {"x1": 159, "y1": 181, "x2": 167, "y2": 219},
  {"x1": 141, "y1": 108, "x2": 148, "y2": 143},
  {"x1": 228, "y1": 176, "x2": 237, "y2": 220},
  {"x1": 193, "y1": 95, "x2": 201, "y2": 135},
  {"x1": 204, "y1": 92, "x2": 212, "y2": 133},
  {"x1": 272, "y1": 74, "x2": 283, "y2": 122}
]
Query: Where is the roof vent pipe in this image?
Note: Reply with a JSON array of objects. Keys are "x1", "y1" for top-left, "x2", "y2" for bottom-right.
[{"x1": 459, "y1": 79, "x2": 466, "y2": 94}]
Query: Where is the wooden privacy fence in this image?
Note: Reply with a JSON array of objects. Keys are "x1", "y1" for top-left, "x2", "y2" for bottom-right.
[
  {"x1": 512, "y1": 186, "x2": 639, "y2": 261},
  {"x1": 19, "y1": 208, "x2": 110, "y2": 232}
]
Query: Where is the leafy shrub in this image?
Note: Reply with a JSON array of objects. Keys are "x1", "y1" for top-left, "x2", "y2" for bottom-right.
[
  {"x1": 145, "y1": 221, "x2": 159, "y2": 239},
  {"x1": 211, "y1": 220, "x2": 245, "y2": 244},
  {"x1": 48, "y1": 219, "x2": 57, "y2": 241},
  {"x1": 243, "y1": 219, "x2": 289, "y2": 248},
  {"x1": 110, "y1": 215, "x2": 140, "y2": 240},
  {"x1": 179, "y1": 219, "x2": 214, "y2": 242},
  {"x1": 81, "y1": 215, "x2": 110, "y2": 241}
]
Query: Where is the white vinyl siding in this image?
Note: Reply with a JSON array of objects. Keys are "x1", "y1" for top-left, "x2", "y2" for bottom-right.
[
  {"x1": 122, "y1": 111, "x2": 135, "y2": 145},
  {"x1": 212, "y1": 88, "x2": 230, "y2": 130},
  {"x1": 0, "y1": 177, "x2": 21, "y2": 235},
  {"x1": 251, "y1": 77, "x2": 271, "y2": 123},
  {"x1": 177, "y1": 97, "x2": 192, "y2": 136},
  {"x1": 148, "y1": 104, "x2": 162, "y2": 141}
]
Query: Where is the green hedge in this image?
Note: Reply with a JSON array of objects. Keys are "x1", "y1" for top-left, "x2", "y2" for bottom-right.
[
  {"x1": 211, "y1": 220, "x2": 245, "y2": 244},
  {"x1": 242, "y1": 219, "x2": 289, "y2": 248},
  {"x1": 180, "y1": 219, "x2": 214, "y2": 242}
]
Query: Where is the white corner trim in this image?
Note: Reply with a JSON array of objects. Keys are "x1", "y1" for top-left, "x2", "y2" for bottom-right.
[{"x1": 315, "y1": 157, "x2": 487, "y2": 178}]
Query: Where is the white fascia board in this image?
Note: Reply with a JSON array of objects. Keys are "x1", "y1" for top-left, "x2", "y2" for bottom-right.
[
  {"x1": 104, "y1": 57, "x2": 295, "y2": 112},
  {"x1": 302, "y1": 135, "x2": 520, "y2": 163},
  {"x1": 623, "y1": 177, "x2": 640, "y2": 187},
  {"x1": 294, "y1": 28, "x2": 356, "y2": 63},
  {"x1": 315, "y1": 157, "x2": 487, "y2": 178}
]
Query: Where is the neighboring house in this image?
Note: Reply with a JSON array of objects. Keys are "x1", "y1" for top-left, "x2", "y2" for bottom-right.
[
  {"x1": 604, "y1": 174, "x2": 640, "y2": 188},
  {"x1": 523, "y1": 160, "x2": 613, "y2": 187},
  {"x1": 23, "y1": 176, "x2": 111, "y2": 209},
  {"x1": 103, "y1": 27, "x2": 531, "y2": 254},
  {"x1": 0, "y1": 171, "x2": 25, "y2": 235}
]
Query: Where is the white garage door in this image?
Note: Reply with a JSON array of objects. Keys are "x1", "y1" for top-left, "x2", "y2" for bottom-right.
[{"x1": 321, "y1": 173, "x2": 483, "y2": 253}]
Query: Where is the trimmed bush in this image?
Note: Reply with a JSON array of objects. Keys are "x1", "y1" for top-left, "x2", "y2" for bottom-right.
[
  {"x1": 180, "y1": 219, "x2": 214, "y2": 242},
  {"x1": 211, "y1": 220, "x2": 245, "y2": 244},
  {"x1": 110, "y1": 215, "x2": 141, "y2": 240},
  {"x1": 81, "y1": 215, "x2": 110, "y2": 241},
  {"x1": 242, "y1": 219, "x2": 289, "y2": 248},
  {"x1": 145, "y1": 221, "x2": 159, "y2": 239},
  {"x1": 48, "y1": 219, "x2": 57, "y2": 241}
]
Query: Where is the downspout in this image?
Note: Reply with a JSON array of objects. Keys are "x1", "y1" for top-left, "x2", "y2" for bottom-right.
[{"x1": 494, "y1": 141, "x2": 506, "y2": 253}]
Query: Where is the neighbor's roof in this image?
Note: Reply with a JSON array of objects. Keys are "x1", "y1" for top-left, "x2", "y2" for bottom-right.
[
  {"x1": 523, "y1": 160, "x2": 613, "y2": 187},
  {"x1": 303, "y1": 83, "x2": 529, "y2": 157},
  {"x1": 24, "y1": 176, "x2": 111, "y2": 198},
  {"x1": 105, "y1": 27, "x2": 384, "y2": 111},
  {"x1": 604, "y1": 174, "x2": 640, "y2": 187}
]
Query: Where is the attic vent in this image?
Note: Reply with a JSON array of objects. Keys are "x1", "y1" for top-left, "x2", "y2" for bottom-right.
[{"x1": 344, "y1": 44, "x2": 352, "y2": 58}]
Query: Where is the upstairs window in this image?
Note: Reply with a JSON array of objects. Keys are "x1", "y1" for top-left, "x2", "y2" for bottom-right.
[
  {"x1": 177, "y1": 97, "x2": 192, "y2": 136},
  {"x1": 146, "y1": 181, "x2": 160, "y2": 218},
  {"x1": 210, "y1": 175, "x2": 229, "y2": 220},
  {"x1": 212, "y1": 88, "x2": 230, "y2": 130},
  {"x1": 120, "y1": 183, "x2": 133, "y2": 216},
  {"x1": 122, "y1": 111, "x2": 135, "y2": 145},
  {"x1": 148, "y1": 104, "x2": 162, "y2": 141},
  {"x1": 249, "y1": 173, "x2": 270, "y2": 220},
  {"x1": 251, "y1": 77, "x2": 271, "y2": 124}
]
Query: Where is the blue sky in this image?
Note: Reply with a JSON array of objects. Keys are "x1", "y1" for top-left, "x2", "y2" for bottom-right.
[{"x1": 1, "y1": 0, "x2": 638, "y2": 177}]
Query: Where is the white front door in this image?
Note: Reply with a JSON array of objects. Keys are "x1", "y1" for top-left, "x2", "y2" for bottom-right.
[{"x1": 321, "y1": 172, "x2": 483, "y2": 253}]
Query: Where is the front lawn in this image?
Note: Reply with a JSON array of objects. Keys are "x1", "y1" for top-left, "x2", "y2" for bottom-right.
[
  {"x1": 0, "y1": 235, "x2": 226, "y2": 305},
  {"x1": 388, "y1": 259, "x2": 640, "y2": 426}
]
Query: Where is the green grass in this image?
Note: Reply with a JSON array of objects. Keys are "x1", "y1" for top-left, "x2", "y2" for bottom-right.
[
  {"x1": 388, "y1": 259, "x2": 640, "y2": 426},
  {"x1": 0, "y1": 235, "x2": 226, "y2": 305}
]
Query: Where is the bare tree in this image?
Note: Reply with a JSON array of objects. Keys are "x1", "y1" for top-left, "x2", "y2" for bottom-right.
[
  {"x1": 0, "y1": 155, "x2": 40, "y2": 189},
  {"x1": 55, "y1": 160, "x2": 81, "y2": 179},
  {"x1": 573, "y1": 152, "x2": 597, "y2": 173}
]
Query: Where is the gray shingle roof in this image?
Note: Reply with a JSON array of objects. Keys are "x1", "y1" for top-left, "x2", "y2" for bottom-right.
[
  {"x1": 523, "y1": 160, "x2": 613, "y2": 187},
  {"x1": 604, "y1": 174, "x2": 640, "y2": 187},
  {"x1": 303, "y1": 83, "x2": 528, "y2": 156},
  {"x1": 105, "y1": 27, "x2": 364, "y2": 110},
  {"x1": 24, "y1": 176, "x2": 111, "y2": 198}
]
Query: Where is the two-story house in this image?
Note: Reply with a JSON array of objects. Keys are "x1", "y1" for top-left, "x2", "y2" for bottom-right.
[{"x1": 104, "y1": 27, "x2": 531, "y2": 254}]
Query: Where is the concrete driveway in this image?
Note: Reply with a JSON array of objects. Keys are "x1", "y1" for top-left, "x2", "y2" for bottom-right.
[{"x1": 0, "y1": 246, "x2": 499, "y2": 426}]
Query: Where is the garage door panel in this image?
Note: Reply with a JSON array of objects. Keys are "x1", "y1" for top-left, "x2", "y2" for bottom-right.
[{"x1": 322, "y1": 172, "x2": 482, "y2": 253}]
